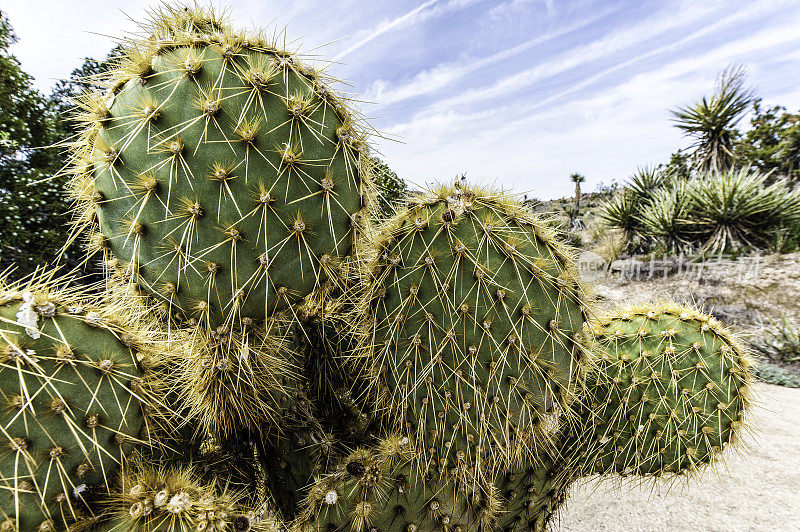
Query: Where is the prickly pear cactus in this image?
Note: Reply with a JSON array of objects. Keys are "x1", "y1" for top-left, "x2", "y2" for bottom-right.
[
  {"x1": 0, "y1": 274, "x2": 161, "y2": 531},
  {"x1": 293, "y1": 435, "x2": 502, "y2": 532},
  {"x1": 168, "y1": 320, "x2": 300, "y2": 439},
  {"x1": 99, "y1": 463, "x2": 283, "y2": 531},
  {"x1": 357, "y1": 184, "x2": 588, "y2": 478},
  {"x1": 68, "y1": 4, "x2": 373, "y2": 330},
  {"x1": 495, "y1": 452, "x2": 572, "y2": 532},
  {"x1": 260, "y1": 405, "x2": 339, "y2": 518},
  {"x1": 577, "y1": 301, "x2": 753, "y2": 476}
]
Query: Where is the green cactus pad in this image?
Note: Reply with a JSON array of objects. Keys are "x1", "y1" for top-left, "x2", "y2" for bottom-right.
[
  {"x1": 495, "y1": 452, "x2": 573, "y2": 532},
  {"x1": 358, "y1": 184, "x2": 588, "y2": 477},
  {"x1": 578, "y1": 301, "x2": 752, "y2": 476},
  {"x1": 68, "y1": 5, "x2": 373, "y2": 330},
  {"x1": 260, "y1": 404, "x2": 339, "y2": 519},
  {"x1": 293, "y1": 436, "x2": 502, "y2": 532},
  {"x1": 0, "y1": 275, "x2": 161, "y2": 530}
]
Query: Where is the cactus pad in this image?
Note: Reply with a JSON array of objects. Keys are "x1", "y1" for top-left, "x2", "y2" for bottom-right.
[
  {"x1": 495, "y1": 452, "x2": 572, "y2": 532},
  {"x1": 293, "y1": 435, "x2": 502, "y2": 531},
  {"x1": 579, "y1": 301, "x2": 752, "y2": 476},
  {"x1": 358, "y1": 184, "x2": 588, "y2": 477},
  {"x1": 100, "y1": 463, "x2": 283, "y2": 531},
  {"x1": 0, "y1": 275, "x2": 161, "y2": 530},
  {"x1": 68, "y1": 5, "x2": 373, "y2": 330}
]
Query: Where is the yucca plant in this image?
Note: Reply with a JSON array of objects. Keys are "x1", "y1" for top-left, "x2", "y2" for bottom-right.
[
  {"x1": 627, "y1": 165, "x2": 666, "y2": 199},
  {"x1": 598, "y1": 189, "x2": 641, "y2": 236},
  {"x1": 640, "y1": 180, "x2": 694, "y2": 253},
  {"x1": 672, "y1": 65, "x2": 755, "y2": 174},
  {"x1": 598, "y1": 167, "x2": 665, "y2": 237},
  {"x1": 688, "y1": 167, "x2": 800, "y2": 252}
]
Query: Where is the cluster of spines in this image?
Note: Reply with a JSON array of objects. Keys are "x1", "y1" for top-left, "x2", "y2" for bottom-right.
[
  {"x1": 293, "y1": 435, "x2": 503, "y2": 532},
  {"x1": 166, "y1": 317, "x2": 301, "y2": 440},
  {"x1": 0, "y1": 272, "x2": 168, "y2": 531},
  {"x1": 575, "y1": 301, "x2": 752, "y2": 478},
  {"x1": 353, "y1": 183, "x2": 589, "y2": 481},
  {"x1": 100, "y1": 462, "x2": 283, "y2": 531},
  {"x1": 64, "y1": 0, "x2": 377, "y2": 333}
]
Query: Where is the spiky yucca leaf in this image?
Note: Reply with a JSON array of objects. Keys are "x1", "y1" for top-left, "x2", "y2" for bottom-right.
[
  {"x1": 639, "y1": 181, "x2": 694, "y2": 253},
  {"x1": 597, "y1": 190, "x2": 641, "y2": 237},
  {"x1": 598, "y1": 167, "x2": 666, "y2": 242},
  {"x1": 627, "y1": 166, "x2": 666, "y2": 200},
  {"x1": 688, "y1": 168, "x2": 800, "y2": 252},
  {"x1": 672, "y1": 65, "x2": 754, "y2": 173},
  {"x1": 65, "y1": 2, "x2": 375, "y2": 331},
  {"x1": 0, "y1": 272, "x2": 167, "y2": 531}
]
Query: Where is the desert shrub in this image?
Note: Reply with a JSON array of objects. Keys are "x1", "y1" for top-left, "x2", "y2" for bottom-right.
[
  {"x1": 752, "y1": 317, "x2": 800, "y2": 365},
  {"x1": 753, "y1": 362, "x2": 800, "y2": 388},
  {"x1": 592, "y1": 229, "x2": 627, "y2": 263},
  {"x1": 639, "y1": 180, "x2": 694, "y2": 253},
  {"x1": 687, "y1": 168, "x2": 800, "y2": 253}
]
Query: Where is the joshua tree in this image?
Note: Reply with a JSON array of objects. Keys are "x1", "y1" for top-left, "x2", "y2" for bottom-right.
[
  {"x1": 570, "y1": 172, "x2": 585, "y2": 214},
  {"x1": 672, "y1": 65, "x2": 755, "y2": 174}
]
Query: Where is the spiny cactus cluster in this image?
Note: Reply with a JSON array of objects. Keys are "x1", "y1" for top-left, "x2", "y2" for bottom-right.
[
  {"x1": 0, "y1": 3, "x2": 757, "y2": 531},
  {"x1": 69, "y1": 2, "x2": 373, "y2": 333},
  {"x1": 575, "y1": 302, "x2": 752, "y2": 477}
]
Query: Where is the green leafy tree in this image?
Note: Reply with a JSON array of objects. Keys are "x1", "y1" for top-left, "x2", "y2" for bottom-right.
[
  {"x1": 735, "y1": 100, "x2": 800, "y2": 183},
  {"x1": 369, "y1": 156, "x2": 407, "y2": 216},
  {"x1": 0, "y1": 10, "x2": 115, "y2": 276},
  {"x1": 0, "y1": 10, "x2": 63, "y2": 274},
  {"x1": 672, "y1": 65, "x2": 754, "y2": 174}
]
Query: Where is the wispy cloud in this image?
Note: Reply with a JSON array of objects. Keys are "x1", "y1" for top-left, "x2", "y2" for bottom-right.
[
  {"x1": 5, "y1": 0, "x2": 800, "y2": 198},
  {"x1": 333, "y1": 0, "x2": 482, "y2": 61},
  {"x1": 404, "y1": 0, "x2": 724, "y2": 114},
  {"x1": 377, "y1": 4, "x2": 800, "y2": 195},
  {"x1": 364, "y1": 6, "x2": 616, "y2": 106},
  {"x1": 384, "y1": 0, "x2": 796, "y2": 137}
]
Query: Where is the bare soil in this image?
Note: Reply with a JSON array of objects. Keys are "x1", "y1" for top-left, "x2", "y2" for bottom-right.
[
  {"x1": 589, "y1": 252, "x2": 800, "y2": 337},
  {"x1": 558, "y1": 383, "x2": 800, "y2": 531}
]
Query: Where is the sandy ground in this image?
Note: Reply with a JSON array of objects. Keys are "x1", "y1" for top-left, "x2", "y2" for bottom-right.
[
  {"x1": 588, "y1": 252, "x2": 800, "y2": 336},
  {"x1": 557, "y1": 383, "x2": 800, "y2": 531}
]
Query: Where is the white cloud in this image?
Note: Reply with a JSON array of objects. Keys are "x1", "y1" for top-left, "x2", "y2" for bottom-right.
[
  {"x1": 375, "y1": 12, "x2": 800, "y2": 198},
  {"x1": 364, "y1": 8, "x2": 613, "y2": 106},
  {"x1": 402, "y1": 0, "x2": 732, "y2": 114},
  {"x1": 332, "y1": 0, "x2": 483, "y2": 61}
]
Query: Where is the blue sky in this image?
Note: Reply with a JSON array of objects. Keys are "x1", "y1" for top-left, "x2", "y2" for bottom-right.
[{"x1": 5, "y1": 0, "x2": 800, "y2": 198}]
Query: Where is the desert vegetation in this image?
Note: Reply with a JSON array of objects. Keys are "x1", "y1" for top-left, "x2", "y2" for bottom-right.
[{"x1": 0, "y1": 3, "x2": 796, "y2": 532}]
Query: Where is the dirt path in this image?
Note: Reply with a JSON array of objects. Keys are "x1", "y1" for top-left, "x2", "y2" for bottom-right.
[{"x1": 557, "y1": 383, "x2": 800, "y2": 531}]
